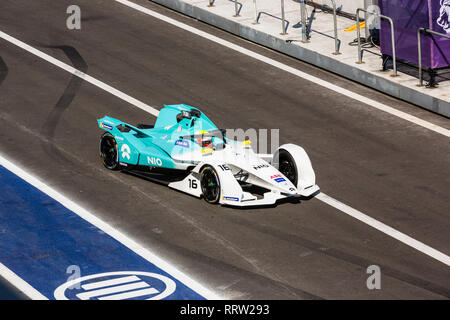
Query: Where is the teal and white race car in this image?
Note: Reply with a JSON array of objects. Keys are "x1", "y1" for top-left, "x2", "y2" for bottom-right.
[{"x1": 97, "y1": 104, "x2": 319, "y2": 207}]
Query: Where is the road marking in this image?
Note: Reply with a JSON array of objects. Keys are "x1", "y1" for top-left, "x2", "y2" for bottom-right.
[
  {"x1": 0, "y1": 262, "x2": 48, "y2": 300},
  {"x1": 0, "y1": 154, "x2": 221, "y2": 300},
  {"x1": 0, "y1": 31, "x2": 160, "y2": 117},
  {"x1": 76, "y1": 281, "x2": 151, "y2": 300},
  {"x1": 0, "y1": 21, "x2": 448, "y2": 270},
  {"x1": 98, "y1": 287, "x2": 159, "y2": 300},
  {"x1": 316, "y1": 193, "x2": 450, "y2": 266},
  {"x1": 81, "y1": 275, "x2": 140, "y2": 290},
  {"x1": 115, "y1": 0, "x2": 450, "y2": 138}
]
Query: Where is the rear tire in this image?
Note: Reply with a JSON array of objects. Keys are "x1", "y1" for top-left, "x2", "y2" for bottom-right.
[
  {"x1": 99, "y1": 132, "x2": 120, "y2": 170},
  {"x1": 200, "y1": 165, "x2": 221, "y2": 204}
]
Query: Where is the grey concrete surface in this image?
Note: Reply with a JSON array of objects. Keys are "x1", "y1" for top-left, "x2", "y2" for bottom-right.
[{"x1": 0, "y1": 0, "x2": 448, "y2": 299}]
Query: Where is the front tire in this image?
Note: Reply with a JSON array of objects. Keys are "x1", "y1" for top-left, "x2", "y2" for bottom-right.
[
  {"x1": 99, "y1": 132, "x2": 120, "y2": 170},
  {"x1": 200, "y1": 165, "x2": 221, "y2": 204},
  {"x1": 275, "y1": 149, "x2": 298, "y2": 186}
]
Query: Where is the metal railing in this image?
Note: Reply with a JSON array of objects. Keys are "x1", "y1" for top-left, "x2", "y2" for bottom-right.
[
  {"x1": 252, "y1": 0, "x2": 258, "y2": 24},
  {"x1": 255, "y1": 0, "x2": 289, "y2": 35},
  {"x1": 356, "y1": 8, "x2": 398, "y2": 77},
  {"x1": 208, "y1": 0, "x2": 242, "y2": 17},
  {"x1": 298, "y1": 1, "x2": 339, "y2": 54},
  {"x1": 299, "y1": 0, "x2": 308, "y2": 43},
  {"x1": 206, "y1": 0, "x2": 339, "y2": 54},
  {"x1": 280, "y1": 0, "x2": 287, "y2": 35},
  {"x1": 324, "y1": 0, "x2": 340, "y2": 55},
  {"x1": 417, "y1": 28, "x2": 450, "y2": 87}
]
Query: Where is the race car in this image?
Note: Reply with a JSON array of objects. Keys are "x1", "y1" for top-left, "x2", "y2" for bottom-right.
[{"x1": 97, "y1": 104, "x2": 319, "y2": 207}]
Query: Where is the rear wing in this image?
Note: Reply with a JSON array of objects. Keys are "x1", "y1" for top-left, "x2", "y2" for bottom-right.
[{"x1": 97, "y1": 116, "x2": 150, "y2": 137}]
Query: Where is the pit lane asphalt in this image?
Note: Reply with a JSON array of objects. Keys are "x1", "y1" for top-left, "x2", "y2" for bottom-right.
[{"x1": 0, "y1": 0, "x2": 449, "y2": 299}]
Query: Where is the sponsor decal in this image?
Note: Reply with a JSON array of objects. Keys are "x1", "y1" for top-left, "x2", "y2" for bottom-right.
[
  {"x1": 54, "y1": 271, "x2": 176, "y2": 300},
  {"x1": 147, "y1": 156, "x2": 163, "y2": 166},
  {"x1": 175, "y1": 140, "x2": 190, "y2": 148},
  {"x1": 437, "y1": 0, "x2": 450, "y2": 34},
  {"x1": 222, "y1": 196, "x2": 239, "y2": 202},
  {"x1": 115, "y1": 136, "x2": 124, "y2": 141},
  {"x1": 201, "y1": 148, "x2": 213, "y2": 154},
  {"x1": 270, "y1": 174, "x2": 286, "y2": 183},
  {"x1": 100, "y1": 122, "x2": 113, "y2": 130},
  {"x1": 121, "y1": 144, "x2": 131, "y2": 160},
  {"x1": 253, "y1": 164, "x2": 270, "y2": 170}
]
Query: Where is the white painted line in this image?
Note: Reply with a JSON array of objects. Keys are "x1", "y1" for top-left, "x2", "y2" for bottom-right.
[
  {"x1": 0, "y1": 262, "x2": 48, "y2": 300},
  {"x1": 316, "y1": 193, "x2": 450, "y2": 266},
  {"x1": 0, "y1": 154, "x2": 223, "y2": 300},
  {"x1": 77, "y1": 281, "x2": 150, "y2": 300},
  {"x1": 115, "y1": 0, "x2": 450, "y2": 138},
  {"x1": 81, "y1": 275, "x2": 140, "y2": 290},
  {"x1": 98, "y1": 287, "x2": 159, "y2": 300},
  {"x1": 0, "y1": 31, "x2": 160, "y2": 117}
]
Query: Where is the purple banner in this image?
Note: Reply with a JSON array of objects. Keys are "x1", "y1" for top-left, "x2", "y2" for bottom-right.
[{"x1": 379, "y1": 0, "x2": 450, "y2": 69}]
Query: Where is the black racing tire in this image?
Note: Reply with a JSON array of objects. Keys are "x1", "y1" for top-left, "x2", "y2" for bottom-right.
[
  {"x1": 200, "y1": 165, "x2": 221, "y2": 204},
  {"x1": 275, "y1": 149, "x2": 298, "y2": 187},
  {"x1": 99, "y1": 132, "x2": 120, "y2": 170}
]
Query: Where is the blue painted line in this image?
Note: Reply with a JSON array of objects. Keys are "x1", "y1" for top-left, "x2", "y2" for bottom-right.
[{"x1": 0, "y1": 165, "x2": 205, "y2": 300}]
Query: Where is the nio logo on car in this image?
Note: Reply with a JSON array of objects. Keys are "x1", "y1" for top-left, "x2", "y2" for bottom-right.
[
  {"x1": 175, "y1": 140, "x2": 190, "y2": 148},
  {"x1": 100, "y1": 122, "x2": 113, "y2": 130},
  {"x1": 54, "y1": 271, "x2": 176, "y2": 300},
  {"x1": 121, "y1": 144, "x2": 131, "y2": 160},
  {"x1": 147, "y1": 156, "x2": 163, "y2": 166},
  {"x1": 253, "y1": 164, "x2": 270, "y2": 170}
]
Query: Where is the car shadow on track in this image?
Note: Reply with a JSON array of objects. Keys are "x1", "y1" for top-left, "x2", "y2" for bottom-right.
[
  {"x1": 38, "y1": 45, "x2": 88, "y2": 165},
  {"x1": 0, "y1": 56, "x2": 8, "y2": 87}
]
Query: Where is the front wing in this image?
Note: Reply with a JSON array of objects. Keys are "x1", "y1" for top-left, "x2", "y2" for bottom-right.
[{"x1": 167, "y1": 162, "x2": 319, "y2": 207}]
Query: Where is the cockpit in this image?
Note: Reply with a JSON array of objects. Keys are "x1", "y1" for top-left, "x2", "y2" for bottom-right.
[{"x1": 179, "y1": 129, "x2": 228, "y2": 151}]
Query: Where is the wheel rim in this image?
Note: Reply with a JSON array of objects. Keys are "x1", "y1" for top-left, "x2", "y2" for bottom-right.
[
  {"x1": 100, "y1": 135, "x2": 118, "y2": 168},
  {"x1": 278, "y1": 152, "x2": 298, "y2": 186},
  {"x1": 201, "y1": 167, "x2": 220, "y2": 203}
]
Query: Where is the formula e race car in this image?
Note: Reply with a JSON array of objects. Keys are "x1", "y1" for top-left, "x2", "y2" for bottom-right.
[{"x1": 97, "y1": 104, "x2": 319, "y2": 207}]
